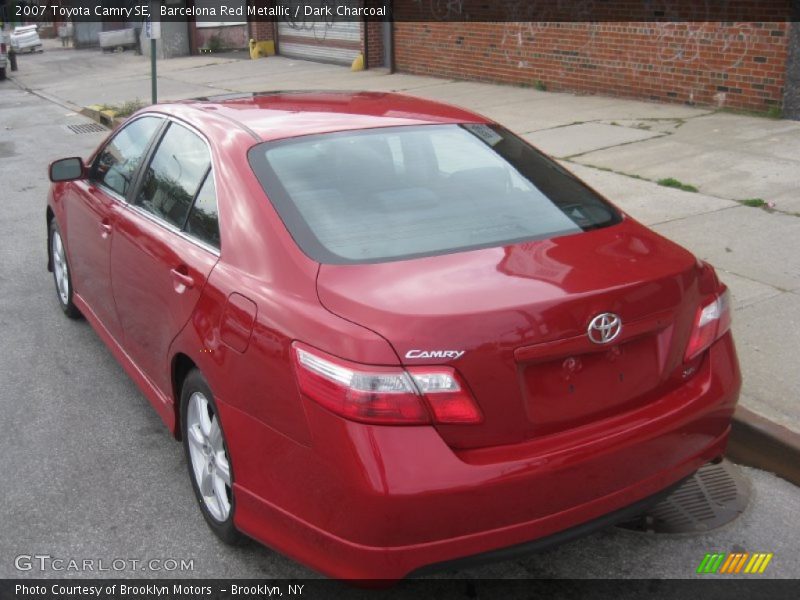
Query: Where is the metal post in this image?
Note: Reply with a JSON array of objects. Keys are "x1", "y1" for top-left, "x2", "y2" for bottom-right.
[{"x1": 150, "y1": 37, "x2": 157, "y2": 104}]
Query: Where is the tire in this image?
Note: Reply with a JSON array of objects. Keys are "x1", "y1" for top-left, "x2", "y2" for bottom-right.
[
  {"x1": 0, "y1": 67, "x2": 6, "y2": 81},
  {"x1": 48, "y1": 220, "x2": 82, "y2": 319},
  {"x1": 180, "y1": 369, "x2": 246, "y2": 545}
]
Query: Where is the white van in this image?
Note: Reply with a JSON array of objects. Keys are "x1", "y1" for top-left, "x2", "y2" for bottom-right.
[{"x1": 11, "y1": 24, "x2": 42, "y2": 53}]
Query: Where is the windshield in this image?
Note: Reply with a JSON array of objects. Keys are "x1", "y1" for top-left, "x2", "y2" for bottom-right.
[{"x1": 248, "y1": 124, "x2": 621, "y2": 264}]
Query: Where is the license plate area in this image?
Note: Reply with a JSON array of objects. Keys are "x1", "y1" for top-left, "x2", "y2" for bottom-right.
[{"x1": 521, "y1": 335, "x2": 662, "y2": 435}]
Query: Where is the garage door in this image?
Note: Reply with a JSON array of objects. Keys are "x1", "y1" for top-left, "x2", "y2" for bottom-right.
[{"x1": 278, "y1": 2, "x2": 361, "y2": 65}]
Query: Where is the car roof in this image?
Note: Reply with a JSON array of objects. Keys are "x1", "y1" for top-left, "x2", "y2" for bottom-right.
[{"x1": 157, "y1": 91, "x2": 490, "y2": 142}]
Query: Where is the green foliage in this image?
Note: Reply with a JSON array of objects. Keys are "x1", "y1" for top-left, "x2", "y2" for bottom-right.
[
  {"x1": 657, "y1": 178, "x2": 698, "y2": 193},
  {"x1": 98, "y1": 99, "x2": 146, "y2": 118},
  {"x1": 207, "y1": 35, "x2": 223, "y2": 53},
  {"x1": 766, "y1": 106, "x2": 783, "y2": 119},
  {"x1": 740, "y1": 198, "x2": 766, "y2": 208},
  {"x1": 116, "y1": 99, "x2": 146, "y2": 117}
]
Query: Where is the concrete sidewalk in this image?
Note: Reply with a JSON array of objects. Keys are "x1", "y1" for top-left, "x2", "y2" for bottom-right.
[{"x1": 7, "y1": 42, "x2": 800, "y2": 440}]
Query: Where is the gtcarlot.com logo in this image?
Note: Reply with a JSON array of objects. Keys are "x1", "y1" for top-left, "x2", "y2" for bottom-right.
[{"x1": 14, "y1": 554, "x2": 195, "y2": 573}]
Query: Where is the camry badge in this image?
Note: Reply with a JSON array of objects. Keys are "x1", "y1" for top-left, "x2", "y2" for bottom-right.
[
  {"x1": 405, "y1": 349, "x2": 465, "y2": 360},
  {"x1": 587, "y1": 313, "x2": 622, "y2": 344}
]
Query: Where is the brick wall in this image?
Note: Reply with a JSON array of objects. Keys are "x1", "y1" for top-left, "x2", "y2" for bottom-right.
[
  {"x1": 249, "y1": 20, "x2": 276, "y2": 42},
  {"x1": 393, "y1": 22, "x2": 790, "y2": 112},
  {"x1": 364, "y1": 21, "x2": 385, "y2": 68}
]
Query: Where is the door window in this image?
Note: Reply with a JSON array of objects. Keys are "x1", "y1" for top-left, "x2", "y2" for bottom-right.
[
  {"x1": 135, "y1": 123, "x2": 211, "y2": 229},
  {"x1": 184, "y1": 172, "x2": 221, "y2": 249},
  {"x1": 90, "y1": 116, "x2": 163, "y2": 197}
]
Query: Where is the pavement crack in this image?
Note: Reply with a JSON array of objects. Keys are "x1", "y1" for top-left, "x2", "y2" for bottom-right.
[
  {"x1": 562, "y1": 133, "x2": 669, "y2": 160},
  {"x1": 717, "y1": 269, "x2": 791, "y2": 296},
  {"x1": 649, "y1": 204, "x2": 741, "y2": 227}
]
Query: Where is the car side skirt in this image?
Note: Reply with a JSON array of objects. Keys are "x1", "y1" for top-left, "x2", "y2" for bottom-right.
[{"x1": 73, "y1": 292, "x2": 177, "y2": 434}]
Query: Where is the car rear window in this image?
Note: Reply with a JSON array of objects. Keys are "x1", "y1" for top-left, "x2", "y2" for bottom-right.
[{"x1": 248, "y1": 124, "x2": 621, "y2": 264}]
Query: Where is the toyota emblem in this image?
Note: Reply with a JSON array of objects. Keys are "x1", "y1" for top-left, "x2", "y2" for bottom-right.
[{"x1": 587, "y1": 313, "x2": 622, "y2": 344}]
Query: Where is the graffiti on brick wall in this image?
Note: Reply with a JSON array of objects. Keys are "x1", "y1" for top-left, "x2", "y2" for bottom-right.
[
  {"x1": 496, "y1": 1, "x2": 600, "y2": 69},
  {"x1": 653, "y1": 22, "x2": 755, "y2": 70},
  {"x1": 498, "y1": 21, "x2": 756, "y2": 72},
  {"x1": 494, "y1": 1, "x2": 757, "y2": 73},
  {"x1": 283, "y1": 0, "x2": 336, "y2": 41},
  {"x1": 404, "y1": 0, "x2": 782, "y2": 105}
]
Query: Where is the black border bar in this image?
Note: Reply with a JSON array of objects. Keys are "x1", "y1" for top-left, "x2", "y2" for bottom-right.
[
  {"x1": 1, "y1": 0, "x2": 797, "y2": 24},
  {"x1": 2, "y1": 579, "x2": 800, "y2": 600}
]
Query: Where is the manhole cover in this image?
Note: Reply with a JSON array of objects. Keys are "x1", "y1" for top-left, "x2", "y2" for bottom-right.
[
  {"x1": 617, "y1": 460, "x2": 749, "y2": 534},
  {"x1": 66, "y1": 122, "x2": 107, "y2": 134}
]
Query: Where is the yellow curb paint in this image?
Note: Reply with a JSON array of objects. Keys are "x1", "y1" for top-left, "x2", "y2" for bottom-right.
[{"x1": 249, "y1": 39, "x2": 275, "y2": 59}]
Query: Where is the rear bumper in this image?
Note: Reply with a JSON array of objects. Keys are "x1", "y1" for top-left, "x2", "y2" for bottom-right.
[
  {"x1": 411, "y1": 470, "x2": 692, "y2": 576},
  {"x1": 225, "y1": 333, "x2": 740, "y2": 580}
]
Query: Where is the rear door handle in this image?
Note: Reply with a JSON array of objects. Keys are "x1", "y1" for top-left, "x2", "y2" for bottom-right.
[
  {"x1": 100, "y1": 221, "x2": 112, "y2": 236},
  {"x1": 170, "y1": 267, "x2": 195, "y2": 291}
]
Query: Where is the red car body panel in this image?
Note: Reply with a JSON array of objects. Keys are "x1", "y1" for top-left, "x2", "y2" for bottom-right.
[
  {"x1": 62, "y1": 180, "x2": 124, "y2": 337},
  {"x1": 47, "y1": 91, "x2": 741, "y2": 580},
  {"x1": 317, "y1": 218, "x2": 709, "y2": 449},
  {"x1": 111, "y1": 206, "x2": 220, "y2": 392},
  {"x1": 229, "y1": 335, "x2": 735, "y2": 578}
]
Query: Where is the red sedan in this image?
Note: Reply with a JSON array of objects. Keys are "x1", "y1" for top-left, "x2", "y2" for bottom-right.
[{"x1": 46, "y1": 91, "x2": 740, "y2": 580}]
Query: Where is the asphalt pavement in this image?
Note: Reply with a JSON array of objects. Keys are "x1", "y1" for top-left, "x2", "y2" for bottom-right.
[{"x1": 1, "y1": 74, "x2": 799, "y2": 582}]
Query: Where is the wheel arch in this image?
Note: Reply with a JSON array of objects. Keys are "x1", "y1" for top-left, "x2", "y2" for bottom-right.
[
  {"x1": 46, "y1": 205, "x2": 55, "y2": 272},
  {"x1": 171, "y1": 352, "x2": 198, "y2": 440}
]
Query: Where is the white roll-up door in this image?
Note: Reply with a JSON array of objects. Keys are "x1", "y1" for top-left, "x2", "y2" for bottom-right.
[{"x1": 278, "y1": 2, "x2": 362, "y2": 65}]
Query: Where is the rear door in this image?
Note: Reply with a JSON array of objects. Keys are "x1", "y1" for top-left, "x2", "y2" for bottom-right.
[{"x1": 110, "y1": 120, "x2": 221, "y2": 392}]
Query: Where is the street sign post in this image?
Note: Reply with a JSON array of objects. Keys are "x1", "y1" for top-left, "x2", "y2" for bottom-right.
[{"x1": 144, "y1": 17, "x2": 161, "y2": 104}]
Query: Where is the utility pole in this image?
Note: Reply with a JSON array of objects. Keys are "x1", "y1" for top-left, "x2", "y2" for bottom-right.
[
  {"x1": 144, "y1": 10, "x2": 161, "y2": 105},
  {"x1": 150, "y1": 35, "x2": 157, "y2": 104}
]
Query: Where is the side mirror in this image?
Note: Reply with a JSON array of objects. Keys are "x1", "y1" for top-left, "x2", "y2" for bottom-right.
[{"x1": 49, "y1": 157, "x2": 85, "y2": 182}]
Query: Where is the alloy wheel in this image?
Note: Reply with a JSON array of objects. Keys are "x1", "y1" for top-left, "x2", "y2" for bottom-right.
[
  {"x1": 186, "y1": 392, "x2": 232, "y2": 522},
  {"x1": 51, "y1": 230, "x2": 69, "y2": 305}
]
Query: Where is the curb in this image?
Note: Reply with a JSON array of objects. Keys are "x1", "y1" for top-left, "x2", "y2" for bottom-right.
[
  {"x1": 80, "y1": 105, "x2": 125, "y2": 129},
  {"x1": 8, "y1": 75, "x2": 85, "y2": 115},
  {"x1": 10, "y1": 73, "x2": 127, "y2": 130},
  {"x1": 728, "y1": 406, "x2": 800, "y2": 487}
]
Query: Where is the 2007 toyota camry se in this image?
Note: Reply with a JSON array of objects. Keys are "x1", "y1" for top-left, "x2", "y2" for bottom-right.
[{"x1": 46, "y1": 91, "x2": 740, "y2": 579}]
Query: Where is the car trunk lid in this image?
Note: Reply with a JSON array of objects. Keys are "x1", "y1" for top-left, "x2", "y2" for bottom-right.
[{"x1": 316, "y1": 219, "x2": 703, "y2": 449}]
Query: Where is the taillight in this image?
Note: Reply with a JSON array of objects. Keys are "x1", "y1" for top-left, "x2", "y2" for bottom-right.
[
  {"x1": 684, "y1": 288, "x2": 731, "y2": 362},
  {"x1": 407, "y1": 367, "x2": 483, "y2": 423},
  {"x1": 292, "y1": 343, "x2": 482, "y2": 425}
]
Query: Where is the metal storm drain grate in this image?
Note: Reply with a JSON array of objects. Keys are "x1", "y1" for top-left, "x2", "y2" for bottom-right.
[
  {"x1": 617, "y1": 460, "x2": 749, "y2": 534},
  {"x1": 66, "y1": 122, "x2": 107, "y2": 134}
]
